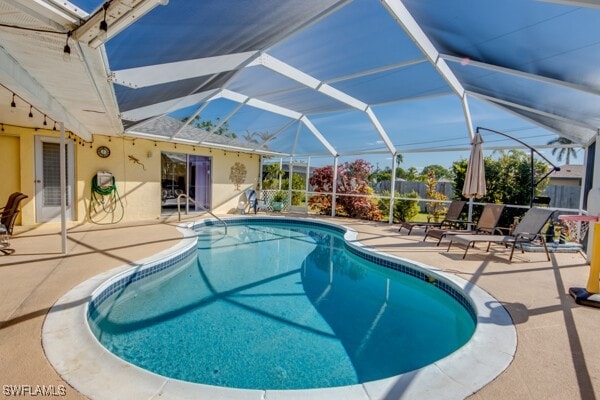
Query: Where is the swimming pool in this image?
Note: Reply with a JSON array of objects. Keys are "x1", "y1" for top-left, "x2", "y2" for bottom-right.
[
  {"x1": 43, "y1": 217, "x2": 517, "y2": 400},
  {"x1": 88, "y1": 219, "x2": 475, "y2": 390}
]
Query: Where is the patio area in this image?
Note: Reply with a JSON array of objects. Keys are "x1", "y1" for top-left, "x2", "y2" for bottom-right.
[{"x1": 0, "y1": 214, "x2": 597, "y2": 399}]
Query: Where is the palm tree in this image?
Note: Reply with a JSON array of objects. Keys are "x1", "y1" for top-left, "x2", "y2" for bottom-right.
[{"x1": 547, "y1": 137, "x2": 577, "y2": 164}]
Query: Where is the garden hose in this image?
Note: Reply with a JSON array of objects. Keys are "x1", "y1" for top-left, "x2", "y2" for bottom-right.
[{"x1": 89, "y1": 175, "x2": 124, "y2": 224}]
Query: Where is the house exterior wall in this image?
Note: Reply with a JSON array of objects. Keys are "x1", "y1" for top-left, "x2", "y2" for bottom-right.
[
  {"x1": 548, "y1": 177, "x2": 581, "y2": 186},
  {"x1": 0, "y1": 125, "x2": 260, "y2": 226},
  {"x1": 0, "y1": 135, "x2": 20, "y2": 204}
]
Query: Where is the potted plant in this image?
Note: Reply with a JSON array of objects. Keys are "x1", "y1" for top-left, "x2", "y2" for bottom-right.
[{"x1": 271, "y1": 190, "x2": 287, "y2": 212}]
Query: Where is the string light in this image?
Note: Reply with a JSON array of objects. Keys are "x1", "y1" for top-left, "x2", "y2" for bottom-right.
[
  {"x1": 3, "y1": 87, "x2": 62, "y2": 131},
  {"x1": 1, "y1": 123, "x2": 4, "y2": 132},
  {"x1": 108, "y1": 136, "x2": 111, "y2": 142},
  {"x1": 98, "y1": 3, "x2": 109, "y2": 41},
  {"x1": 63, "y1": 33, "x2": 71, "y2": 62},
  {"x1": 154, "y1": 141, "x2": 157, "y2": 147}
]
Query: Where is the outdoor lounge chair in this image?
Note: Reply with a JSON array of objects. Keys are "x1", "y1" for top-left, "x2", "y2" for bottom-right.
[
  {"x1": 424, "y1": 203, "x2": 505, "y2": 246},
  {"x1": 446, "y1": 207, "x2": 555, "y2": 262},
  {"x1": 1, "y1": 192, "x2": 28, "y2": 255},
  {"x1": 398, "y1": 200, "x2": 466, "y2": 235}
]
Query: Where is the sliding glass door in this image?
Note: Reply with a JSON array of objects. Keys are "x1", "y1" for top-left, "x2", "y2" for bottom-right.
[
  {"x1": 189, "y1": 155, "x2": 211, "y2": 210},
  {"x1": 161, "y1": 152, "x2": 211, "y2": 214}
]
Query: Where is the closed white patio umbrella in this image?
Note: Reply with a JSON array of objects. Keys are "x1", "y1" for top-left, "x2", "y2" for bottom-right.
[{"x1": 462, "y1": 133, "x2": 486, "y2": 199}]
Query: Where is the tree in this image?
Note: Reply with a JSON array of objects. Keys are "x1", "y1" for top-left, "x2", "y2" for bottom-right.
[
  {"x1": 262, "y1": 164, "x2": 284, "y2": 189},
  {"x1": 424, "y1": 170, "x2": 448, "y2": 222},
  {"x1": 185, "y1": 116, "x2": 237, "y2": 138},
  {"x1": 370, "y1": 167, "x2": 392, "y2": 183},
  {"x1": 547, "y1": 137, "x2": 577, "y2": 164},
  {"x1": 404, "y1": 167, "x2": 420, "y2": 181},
  {"x1": 282, "y1": 174, "x2": 306, "y2": 206},
  {"x1": 242, "y1": 130, "x2": 277, "y2": 148},
  {"x1": 309, "y1": 159, "x2": 382, "y2": 221},
  {"x1": 421, "y1": 164, "x2": 452, "y2": 181},
  {"x1": 452, "y1": 150, "x2": 550, "y2": 226}
]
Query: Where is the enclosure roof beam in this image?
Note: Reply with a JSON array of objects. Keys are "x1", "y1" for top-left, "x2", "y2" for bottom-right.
[
  {"x1": 291, "y1": 122, "x2": 302, "y2": 156},
  {"x1": 381, "y1": 0, "x2": 472, "y2": 149},
  {"x1": 257, "y1": 119, "x2": 298, "y2": 152},
  {"x1": 441, "y1": 54, "x2": 600, "y2": 97},
  {"x1": 212, "y1": 101, "x2": 247, "y2": 133},
  {"x1": 469, "y1": 91, "x2": 598, "y2": 131},
  {"x1": 73, "y1": 0, "x2": 169, "y2": 49},
  {"x1": 122, "y1": 89, "x2": 220, "y2": 122},
  {"x1": 111, "y1": 52, "x2": 258, "y2": 89},
  {"x1": 256, "y1": 53, "x2": 396, "y2": 154},
  {"x1": 324, "y1": 58, "x2": 427, "y2": 85},
  {"x1": 199, "y1": 90, "x2": 336, "y2": 155},
  {"x1": 461, "y1": 94, "x2": 476, "y2": 142},
  {"x1": 219, "y1": 89, "x2": 302, "y2": 119},
  {"x1": 538, "y1": 0, "x2": 600, "y2": 8},
  {"x1": 257, "y1": 53, "x2": 368, "y2": 111},
  {"x1": 301, "y1": 116, "x2": 338, "y2": 156},
  {"x1": 170, "y1": 99, "x2": 212, "y2": 139},
  {"x1": 382, "y1": 0, "x2": 465, "y2": 98}
]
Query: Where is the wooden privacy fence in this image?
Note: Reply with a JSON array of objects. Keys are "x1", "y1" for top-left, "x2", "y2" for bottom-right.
[
  {"x1": 376, "y1": 180, "x2": 581, "y2": 211},
  {"x1": 542, "y1": 185, "x2": 581, "y2": 209}
]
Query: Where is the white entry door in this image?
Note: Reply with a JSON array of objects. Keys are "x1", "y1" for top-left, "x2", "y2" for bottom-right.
[{"x1": 34, "y1": 136, "x2": 74, "y2": 222}]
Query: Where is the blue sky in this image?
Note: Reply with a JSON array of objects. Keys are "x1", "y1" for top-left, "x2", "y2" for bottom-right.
[
  {"x1": 99, "y1": 0, "x2": 586, "y2": 171},
  {"x1": 172, "y1": 92, "x2": 573, "y2": 171}
]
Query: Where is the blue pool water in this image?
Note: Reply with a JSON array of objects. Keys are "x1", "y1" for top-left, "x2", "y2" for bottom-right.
[{"x1": 88, "y1": 220, "x2": 476, "y2": 390}]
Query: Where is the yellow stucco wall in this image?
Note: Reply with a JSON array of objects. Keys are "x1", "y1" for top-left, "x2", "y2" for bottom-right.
[
  {"x1": 1, "y1": 125, "x2": 260, "y2": 226},
  {"x1": 0, "y1": 135, "x2": 20, "y2": 202}
]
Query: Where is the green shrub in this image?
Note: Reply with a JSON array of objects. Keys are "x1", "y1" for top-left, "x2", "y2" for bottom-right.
[
  {"x1": 378, "y1": 190, "x2": 421, "y2": 223},
  {"x1": 395, "y1": 191, "x2": 421, "y2": 222}
]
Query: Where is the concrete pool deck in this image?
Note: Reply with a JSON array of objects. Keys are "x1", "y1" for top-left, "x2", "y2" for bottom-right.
[{"x1": 1, "y1": 214, "x2": 598, "y2": 399}]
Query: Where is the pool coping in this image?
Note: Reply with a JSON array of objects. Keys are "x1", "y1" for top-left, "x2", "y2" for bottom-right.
[{"x1": 42, "y1": 217, "x2": 517, "y2": 400}]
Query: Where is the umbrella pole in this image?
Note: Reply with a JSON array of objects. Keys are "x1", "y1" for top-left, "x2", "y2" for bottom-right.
[{"x1": 468, "y1": 198, "x2": 474, "y2": 230}]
